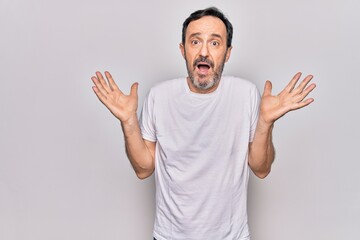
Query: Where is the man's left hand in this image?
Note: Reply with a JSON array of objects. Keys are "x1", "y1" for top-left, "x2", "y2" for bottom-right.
[{"x1": 258, "y1": 72, "x2": 316, "y2": 127}]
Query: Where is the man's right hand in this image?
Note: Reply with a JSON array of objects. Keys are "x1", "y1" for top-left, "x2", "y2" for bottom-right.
[
  {"x1": 91, "y1": 71, "x2": 155, "y2": 179},
  {"x1": 91, "y1": 71, "x2": 139, "y2": 123}
]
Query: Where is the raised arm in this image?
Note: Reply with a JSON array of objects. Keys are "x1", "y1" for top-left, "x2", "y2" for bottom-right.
[
  {"x1": 91, "y1": 71, "x2": 155, "y2": 179},
  {"x1": 249, "y1": 72, "x2": 316, "y2": 178}
]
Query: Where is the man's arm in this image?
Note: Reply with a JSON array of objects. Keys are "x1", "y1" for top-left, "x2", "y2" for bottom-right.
[
  {"x1": 248, "y1": 122, "x2": 275, "y2": 179},
  {"x1": 248, "y1": 72, "x2": 316, "y2": 179},
  {"x1": 91, "y1": 71, "x2": 155, "y2": 179},
  {"x1": 121, "y1": 116, "x2": 156, "y2": 179}
]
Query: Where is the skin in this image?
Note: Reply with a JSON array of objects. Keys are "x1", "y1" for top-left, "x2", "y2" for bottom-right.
[
  {"x1": 249, "y1": 73, "x2": 316, "y2": 178},
  {"x1": 91, "y1": 16, "x2": 316, "y2": 179},
  {"x1": 91, "y1": 71, "x2": 155, "y2": 179},
  {"x1": 179, "y1": 16, "x2": 232, "y2": 94}
]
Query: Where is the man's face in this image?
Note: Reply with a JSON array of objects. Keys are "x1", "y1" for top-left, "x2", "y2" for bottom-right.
[{"x1": 180, "y1": 16, "x2": 232, "y2": 93}]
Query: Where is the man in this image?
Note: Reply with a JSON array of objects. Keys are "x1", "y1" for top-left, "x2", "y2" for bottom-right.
[{"x1": 91, "y1": 7, "x2": 316, "y2": 240}]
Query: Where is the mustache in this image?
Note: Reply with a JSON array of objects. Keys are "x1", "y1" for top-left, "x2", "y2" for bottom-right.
[{"x1": 193, "y1": 56, "x2": 214, "y2": 68}]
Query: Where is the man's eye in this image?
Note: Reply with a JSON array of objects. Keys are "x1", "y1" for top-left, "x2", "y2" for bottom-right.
[
  {"x1": 191, "y1": 40, "x2": 200, "y2": 45},
  {"x1": 211, "y1": 41, "x2": 219, "y2": 46}
]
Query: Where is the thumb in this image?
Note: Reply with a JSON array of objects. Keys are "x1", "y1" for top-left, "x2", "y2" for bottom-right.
[
  {"x1": 263, "y1": 80, "x2": 272, "y2": 96},
  {"x1": 130, "y1": 82, "x2": 139, "y2": 97}
]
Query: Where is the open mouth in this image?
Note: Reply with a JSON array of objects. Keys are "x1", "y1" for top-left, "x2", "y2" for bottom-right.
[{"x1": 196, "y1": 62, "x2": 211, "y2": 74}]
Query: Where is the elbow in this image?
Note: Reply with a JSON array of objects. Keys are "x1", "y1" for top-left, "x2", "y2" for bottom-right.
[
  {"x1": 248, "y1": 154, "x2": 274, "y2": 179},
  {"x1": 132, "y1": 159, "x2": 155, "y2": 180},
  {"x1": 253, "y1": 168, "x2": 271, "y2": 179},
  {"x1": 135, "y1": 168, "x2": 154, "y2": 180},
  {"x1": 136, "y1": 173, "x2": 150, "y2": 180},
  {"x1": 249, "y1": 161, "x2": 272, "y2": 179}
]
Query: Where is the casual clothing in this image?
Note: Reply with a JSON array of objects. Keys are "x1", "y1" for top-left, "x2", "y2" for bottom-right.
[{"x1": 140, "y1": 76, "x2": 260, "y2": 240}]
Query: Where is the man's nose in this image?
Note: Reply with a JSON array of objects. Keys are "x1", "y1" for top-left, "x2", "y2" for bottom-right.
[{"x1": 199, "y1": 43, "x2": 209, "y2": 58}]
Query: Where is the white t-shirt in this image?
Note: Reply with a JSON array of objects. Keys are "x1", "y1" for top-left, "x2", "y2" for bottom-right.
[{"x1": 139, "y1": 76, "x2": 260, "y2": 240}]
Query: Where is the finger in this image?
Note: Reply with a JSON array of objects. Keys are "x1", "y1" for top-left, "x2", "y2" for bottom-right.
[
  {"x1": 95, "y1": 71, "x2": 111, "y2": 93},
  {"x1": 130, "y1": 82, "x2": 139, "y2": 97},
  {"x1": 292, "y1": 74, "x2": 314, "y2": 95},
  {"x1": 263, "y1": 80, "x2": 272, "y2": 97},
  {"x1": 291, "y1": 97, "x2": 314, "y2": 110},
  {"x1": 284, "y1": 72, "x2": 302, "y2": 93},
  {"x1": 92, "y1": 86, "x2": 108, "y2": 105},
  {"x1": 297, "y1": 83, "x2": 316, "y2": 102},
  {"x1": 105, "y1": 71, "x2": 122, "y2": 93},
  {"x1": 91, "y1": 76, "x2": 109, "y2": 97}
]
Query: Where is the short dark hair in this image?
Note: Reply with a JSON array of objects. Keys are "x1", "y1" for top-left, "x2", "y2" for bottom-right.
[{"x1": 182, "y1": 7, "x2": 233, "y2": 48}]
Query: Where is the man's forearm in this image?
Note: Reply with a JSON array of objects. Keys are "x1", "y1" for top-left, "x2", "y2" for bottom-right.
[
  {"x1": 121, "y1": 115, "x2": 155, "y2": 179},
  {"x1": 248, "y1": 121, "x2": 275, "y2": 179},
  {"x1": 248, "y1": 72, "x2": 316, "y2": 179}
]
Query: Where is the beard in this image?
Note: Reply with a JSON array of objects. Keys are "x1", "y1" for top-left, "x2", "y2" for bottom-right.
[{"x1": 185, "y1": 52, "x2": 227, "y2": 91}]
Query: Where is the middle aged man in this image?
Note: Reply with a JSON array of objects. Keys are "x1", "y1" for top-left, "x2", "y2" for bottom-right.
[{"x1": 91, "y1": 7, "x2": 316, "y2": 240}]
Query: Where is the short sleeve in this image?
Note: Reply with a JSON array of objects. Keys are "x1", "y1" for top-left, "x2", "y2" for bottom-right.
[
  {"x1": 139, "y1": 89, "x2": 157, "y2": 142},
  {"x1": 249, "y1": 86, "x2": 261, "y2": 142}
]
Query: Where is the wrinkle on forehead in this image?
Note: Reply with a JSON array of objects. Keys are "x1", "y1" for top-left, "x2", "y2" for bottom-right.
[
  {"x1": 186, "y1": 16, "x2": 227, "y2": 40},
  {"x1": 189, "y1": 32, "x2": 224, "y2": 40}
]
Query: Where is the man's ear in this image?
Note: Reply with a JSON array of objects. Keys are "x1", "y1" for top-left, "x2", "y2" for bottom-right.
[
  {"x1": 225, "y1": 46, "x2": 233, "y2": 62},
  {"x1": 179, "y1": 43, "x2": 185, "y2": 59}
]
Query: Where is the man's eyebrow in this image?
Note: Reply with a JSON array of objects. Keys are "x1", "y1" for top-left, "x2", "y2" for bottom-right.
[
  {"x1": 211, "y1": 33, "x2": 223, "y2": 39},
  {"x1": 188, "y1": 32, "x2": 201, "y2": 39},
  {"x1": 188, "y1": 32, "x2": 224, "y2": 40}
]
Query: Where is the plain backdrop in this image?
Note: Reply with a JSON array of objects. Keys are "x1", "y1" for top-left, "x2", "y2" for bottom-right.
[{"x1": 1, "y1": 0, "x2": 359, "y2": 239}]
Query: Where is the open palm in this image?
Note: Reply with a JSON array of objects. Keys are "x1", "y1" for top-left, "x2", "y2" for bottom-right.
[
  {"x1": 91, "y1": 71, "x2": 138, "y2": 122},
  {"x1": 260, "y1": 72, "x2": 316, "y2": 125}
]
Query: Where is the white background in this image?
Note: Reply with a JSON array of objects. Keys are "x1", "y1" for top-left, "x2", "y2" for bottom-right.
[{"x1": 1, "y1": 0, "x2": 359, "y2": 239}]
